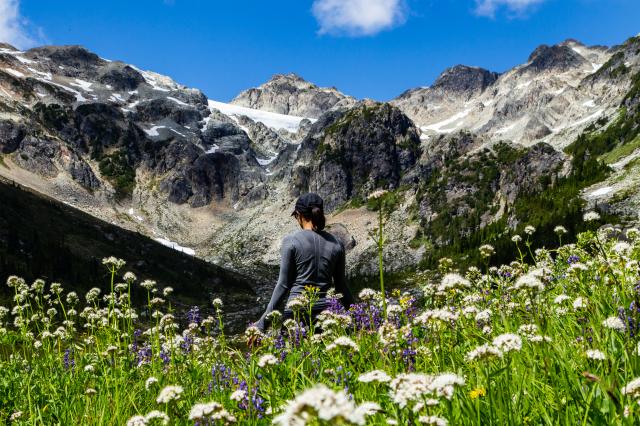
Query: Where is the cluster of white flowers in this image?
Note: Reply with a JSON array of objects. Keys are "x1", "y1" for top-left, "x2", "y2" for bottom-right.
[
  {"x1": 326, "y1": 336, "x2": 359, "y2": 352},
  {"x1": 358, "y1": 370, "x2": 392, "y2": 383},
  {"x1": 622, "y1": 377, "x2": 640, "y2": 399},
  {"x1": 554, "y1": 226, "x2": 567, "y2": 235},
  {"x1": 273, "y1": 384, "x2": 380, "y2": 426},
  {"x1": 602, "y1": 316, "x2": 626, "y2": 332},
  {"x1": 583, "y1": 211, "x2": 601, "y2": 222},
  {"x1": 145, "y1": 377, "x2": 158, "y2": 391},
  {"x1": 419, "y1": 415, "x2": 449, "y2": 426},
  {"x1": 388, "y1": 373, "x2": 464, "y2": 408},
  {"x1": 102, "y1": 257, "x2": 126, "y2": 270},
  {"x1": 286, "y1": 296, "x2": 308, "y2": 312},
  {"x1": 513, "y1": 269, "x2": 545, "y2": 292},
  {"x1": 585, "y1": 349, "x2": 606, "y2": 361},
  {"x1": 437, "y1": 273, "x2": 471, "y2": 293},
  {"x1": 257, "y1": 353, "x2": 279, "y2": 368},
  {"x1": 479, "y1": 244, "x2": 495, "y2": 258},
  {"x1": 466, "y1": 344, "x2": 503, "y2": 362},
  {"x1": 492, "y1": 333, "x2": 522, "y2": 353},
  {"x1": 156, "y1": 385, "x2": 183, "y2": 404},
  {"x1": 188, "y1": 401, "x2": 236, "y2": 423},
  {"x1": 358, "y1": 288, "x2": 379, "y2": 302},
  {"x1": 230, "y1": 389, "x2": 247, "y2": 402},
  {"x1": 413, "y1": 309, "x2": 459, "y2": 326},
  {"x1": 573, "y1": 297, "x2": 588, "y2": 310}
]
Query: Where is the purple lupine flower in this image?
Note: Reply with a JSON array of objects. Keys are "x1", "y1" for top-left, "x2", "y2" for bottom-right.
[
  {"x1": 63, "y1": 348, "x2": 75, "y2": 370},
  {"x1": 135, "y1": 344, "x2": 152, "y2": 367},
  {"x1": 187, "y1": 306, "x2": 201, "y2": 325},
  {"x1": 159, "y1": 350, "x2": 170, "y2": 365},
  {"x1": 568, "y1": 255, "x2": 580, "y2": 264}
]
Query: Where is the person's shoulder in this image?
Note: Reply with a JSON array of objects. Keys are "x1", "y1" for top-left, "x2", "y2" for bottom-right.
[
  {"x1": 284, "y1": 230, "x2": 306, "y2": 245},
  {"x1": 319, "y1": 230, "x2": 345, "y2": 250}
]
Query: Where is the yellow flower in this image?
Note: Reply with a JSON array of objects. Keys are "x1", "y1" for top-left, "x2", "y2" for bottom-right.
[{"x1": 469, "y1": 387, "x2": 486, "y2": 400}]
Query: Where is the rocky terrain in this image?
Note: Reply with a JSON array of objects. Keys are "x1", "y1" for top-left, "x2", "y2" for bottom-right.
[
  {"x1": 0, "y1": 35, "x2": 639, "y2": 298},
  {"x1": 231, "y1": 73, "x2": 357, "y2": 119}
]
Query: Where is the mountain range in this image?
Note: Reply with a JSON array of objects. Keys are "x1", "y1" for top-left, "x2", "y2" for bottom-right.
[{"x1": 0, "y1": 34, "x2": 639, "y2": 295}]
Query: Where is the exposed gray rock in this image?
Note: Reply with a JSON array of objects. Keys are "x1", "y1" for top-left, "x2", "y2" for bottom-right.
[
  {"x1": 231, "y1": 73, "x2": 357, "y2": 119},
  {"x1": 300, "y1": 102, "x2": 421, "y2": 211},
  {"x1": 0, "y1": 120, "x2": 26, "y2": 153},
  {"x1": 14, "y1": 136, "x2": 60, "y2": 177},
  {"x1": 98, "y1": 63, "x2": 145, "y2": 91}
]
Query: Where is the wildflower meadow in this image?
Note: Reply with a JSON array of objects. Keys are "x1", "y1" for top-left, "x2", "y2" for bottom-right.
[{"x1": 2, "y1": 214, "x2": 640, "y2": 424}]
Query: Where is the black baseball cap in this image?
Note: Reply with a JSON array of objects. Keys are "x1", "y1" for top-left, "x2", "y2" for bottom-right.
[{"x1": 292, "y1": 193, "x2": 324, "y2": 216}]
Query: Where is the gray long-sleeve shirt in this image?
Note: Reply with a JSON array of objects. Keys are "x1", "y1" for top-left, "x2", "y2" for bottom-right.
[{"x1": 255, "y1": 229, "x2": 355, "y2": 330}]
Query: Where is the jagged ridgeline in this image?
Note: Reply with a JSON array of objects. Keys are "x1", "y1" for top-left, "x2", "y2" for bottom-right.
[{"x1": 0, "y1": 36, "x2": 639, "y2": 290}]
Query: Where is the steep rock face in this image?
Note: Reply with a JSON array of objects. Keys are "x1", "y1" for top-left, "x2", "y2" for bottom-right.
[
  {"x1": 231, "y1": 73, "x2": 357, "y2": 119},
  {"x1": 429, "y1": 65, "x2": 499, "y2": 97},
  {"x1": 524, "y1": 44, "x2": 587, "y2": 73},
  {"x1": 0, "y1": 120, "x2": 25, "y2": 153},
  {"x1": 392, "y1": 38, "x2": 637, "y2": 148},
  {"x1": 295, "y1": 102, "x2": 421, "y2": 211}
]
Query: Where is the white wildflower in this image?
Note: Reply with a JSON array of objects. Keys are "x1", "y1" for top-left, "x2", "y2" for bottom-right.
[
  {"x1": 326, "y1": 336, "x2": 359, "y2": 352},
  {"x1": 273, "y1": 384, "x2": 378, "y2": 425},
  {"x1": 583, "y1": 211, "x2": 601, "y2": 222},
  {"x1": 603, "y1": 316, "x2": 626, "y2": 332},
  {"x1": 466, "y1": 344, "x2": 503, "y2": 362},
  {"x1": 418, "y1": 415, "x2": 448, "y2": 426},
  {"x1": 156, "y1": 385, "x2": 183, "y2": 404},
  {"x1": 145, "y1": 411, "x2": 169, "y2": 425},
  {"x1": 554, "y1": 226, "x2": 567, "y2": 235},
  {"x1": 358, "y1": 370, "x2": 392, "y2": 383},
  {"x1": 230, "y1": 389, "x2": 247, "y2": 402},
  {"x1": 586, "y1": 349, "x2": 606, "y2": 360},
  {"x1": 126, "y1": 415, "x2": 147, "y2": 426},
  {"x1": 492, "y1": 333, "x2": 522, "y2": 353},
  {"x1": 437, "y1": 273, "x2": 471, "y2": 292},
  {"x1": 146, "y1": 377, "x2": 159, "y2": 391},
  {"x1": 257, "y1": 354, "x2": 278, "y2": 368},
  {"x1": 622, "y1": 377, "x2": 640, "y2": 399},
  {"x1": 573, "y1": 297, "x2": 588, "y2": 310}
]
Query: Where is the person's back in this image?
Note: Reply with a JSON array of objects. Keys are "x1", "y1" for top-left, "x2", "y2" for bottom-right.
[
  {"x1": 253, "y1": 193, "x2": 355, "y2": 331},
  {"x1": 283, "y1": 229, "x2": 348, "y2": 313}
]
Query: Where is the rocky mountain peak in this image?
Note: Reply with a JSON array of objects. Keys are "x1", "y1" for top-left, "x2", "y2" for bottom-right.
[
  {"x1": 0, "y1": 42, "x2": 18, "y2": 51},
  {"x1": 231, "y1": 73, "x2": 356, "y2": 119},
  {"x1": 269, "y1": 73, "x2": 307, "y2": 84},
  {"x1": 525, "y1": 44, "x2": 587, "y2": 72},
  {"x1": 432, "y1": 65, "x2": 500, "y2": 95}
]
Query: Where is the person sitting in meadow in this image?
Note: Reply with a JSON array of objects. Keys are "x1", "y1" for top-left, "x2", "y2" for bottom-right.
[{"x1": 253, "y1": 193, "x2": 355, "y2": 332}]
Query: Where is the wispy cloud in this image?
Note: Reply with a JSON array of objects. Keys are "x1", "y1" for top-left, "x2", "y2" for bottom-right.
[
  {"x1": 474, "y1": 0, "x2": 546, "y2": 18},
  {"x1": 0, "y1": 0, "x2": 42, "y2": 49},
  {"x1": 312, "y1": 0, "x2": 407, "y2": 37}
]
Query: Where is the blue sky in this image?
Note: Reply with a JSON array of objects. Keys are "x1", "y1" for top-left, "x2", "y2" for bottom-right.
[{"x1": 1, "y1": 0, "x2": 639, "y2": 102}]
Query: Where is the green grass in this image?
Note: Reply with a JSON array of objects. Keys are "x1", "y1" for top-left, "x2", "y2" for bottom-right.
[
  {"x1": 600, "y1": 135, "x2": 640, "y2": 164},
  {"x1": 2, "y1": 228, "x2": 640, "y2": 424}
]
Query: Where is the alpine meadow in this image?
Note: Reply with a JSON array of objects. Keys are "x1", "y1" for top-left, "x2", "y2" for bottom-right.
[{"x1": 2, "y1": 1, "x2": 640, "y2": 424}]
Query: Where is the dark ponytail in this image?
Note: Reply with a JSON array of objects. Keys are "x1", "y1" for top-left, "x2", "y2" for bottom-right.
[{"x1": 310, "y1": 206, "x2": 326, "y2": 231}]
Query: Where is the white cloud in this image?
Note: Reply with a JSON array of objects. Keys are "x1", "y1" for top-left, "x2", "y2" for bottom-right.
[
  {"x1": 312, "y1": 0, "x2": 407, "y2": 37},
  {"x1": 0, "y1": 0, "x2": 40, "y2": 49},
  {"x1": 474, "y1": 0, "x2": 545, "y2": 18}
]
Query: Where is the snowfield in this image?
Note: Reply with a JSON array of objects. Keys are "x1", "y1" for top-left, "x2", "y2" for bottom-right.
[{"x1": 207, "y1": 100, "x2": 315, "y2": 133}]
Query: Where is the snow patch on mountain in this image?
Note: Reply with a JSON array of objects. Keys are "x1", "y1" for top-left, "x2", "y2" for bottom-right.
[{"x1": 207, "y1": 100, "x2": 314, "y2": 132}]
